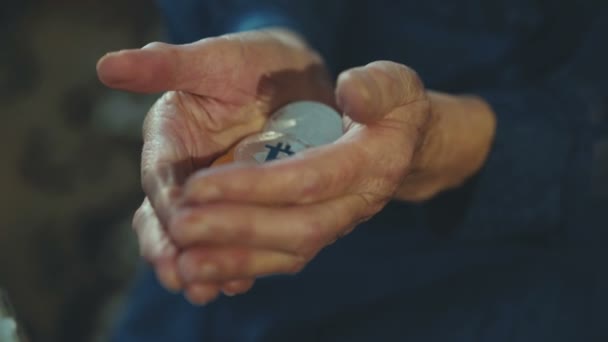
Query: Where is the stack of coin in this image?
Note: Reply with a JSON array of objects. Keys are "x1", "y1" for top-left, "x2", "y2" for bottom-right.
[{"x1": 215, "y1": 101, "x2": 344, "y2": 166}]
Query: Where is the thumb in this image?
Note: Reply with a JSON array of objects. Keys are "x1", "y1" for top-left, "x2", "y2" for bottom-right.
[
  {"x1": 96, "y1": 41, "x2": 200, "y2": 94},
  {"x1": 335, "y1": 61, "x2": 425, "y2": 124}
]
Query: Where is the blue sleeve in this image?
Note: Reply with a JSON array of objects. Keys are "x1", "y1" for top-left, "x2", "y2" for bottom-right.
[
  {"x1": 439, "y1": 4, "x2": 608, "y2": 241},
  {"x1": 155, "y1": 0, "x2": 349, "y2": 72}
]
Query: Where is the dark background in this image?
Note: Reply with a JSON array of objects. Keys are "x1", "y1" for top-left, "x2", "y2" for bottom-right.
[{"x1": 1, "y1": 1, "x2": 162, "y2": 340}]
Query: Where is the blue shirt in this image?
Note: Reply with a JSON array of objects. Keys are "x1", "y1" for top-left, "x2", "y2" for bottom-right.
[{"x1": 114, "y1": 1, "x2": 608, "y2": 341}]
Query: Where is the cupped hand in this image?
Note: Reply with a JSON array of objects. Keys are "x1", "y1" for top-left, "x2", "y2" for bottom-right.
[
  {"x1": 169, "y1": 60, "x2": 432, "y2": 303},
  {"x1": 97, "y1": 29, "x2": 336, "y2": 301}
]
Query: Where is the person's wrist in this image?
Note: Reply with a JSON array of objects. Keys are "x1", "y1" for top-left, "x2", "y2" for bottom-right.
[
  {"x1": 394, "y1": 91, "x2": 496, "y2": 202},
  {"x1": 392, "y1": 92, "x2": 443, "y2": 202}
]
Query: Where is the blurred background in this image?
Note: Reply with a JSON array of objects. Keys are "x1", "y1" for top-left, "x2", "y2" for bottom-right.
[{"x1": 1, "y1": 1, "x2": 162, "y2": 340}]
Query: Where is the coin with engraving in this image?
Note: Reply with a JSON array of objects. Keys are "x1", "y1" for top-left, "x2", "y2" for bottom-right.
[
  {"x1": 234, "y1": 131, "x2": 310, "y2": 164},
  {"x1": 264, "y1": 101, "x2": 343, "y2": 147},
  {"x1": 213, "y1": 101, "x2": 344, "y2": 166},
  {"x1": 231, "y1": 101, "x2": 343, "y2": 164}
]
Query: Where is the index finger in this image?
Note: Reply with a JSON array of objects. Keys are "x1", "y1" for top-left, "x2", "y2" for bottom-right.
[{"x1": 180, "y1": 135, "x2": 370, "y2": 206}]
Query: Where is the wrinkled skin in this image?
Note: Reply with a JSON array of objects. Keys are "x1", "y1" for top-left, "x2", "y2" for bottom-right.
[{"x1": 97, "y1": 29, "x2": 431, "y2": 304}]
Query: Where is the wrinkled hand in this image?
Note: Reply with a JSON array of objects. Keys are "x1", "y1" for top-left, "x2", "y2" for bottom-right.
[
  {"x1": 98, "y1": 29, "x2": 432, "y2": 305},
  {"x1": 169, "y1": 60, "x2": 432, "y2": 303},
  {"x1": 97, "y1": 29, "x2": 335, "y2": 300}
]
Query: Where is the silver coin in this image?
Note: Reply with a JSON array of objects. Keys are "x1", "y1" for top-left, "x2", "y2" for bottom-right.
[{"x1": 264, "y1": 101, "x2": 343, "y2": 147}]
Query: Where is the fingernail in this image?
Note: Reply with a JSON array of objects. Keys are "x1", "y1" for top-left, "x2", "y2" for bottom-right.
[{"x1": 223, "y1": 290, "x2": 237, "y2": 297}]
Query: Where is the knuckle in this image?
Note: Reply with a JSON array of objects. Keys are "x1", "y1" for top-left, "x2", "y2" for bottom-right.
[
  {"x1": 295, "y1": 167, "x2": 323, "y2": 203},
  {"x1": 167, "y1": 214, "x2": 190, "y2": 245},
  {"x1": 227, "y1": 248, "x2": 252, "y2": 277},
  {"x1": 294, "y1": 219, "x2": 325, "y2": 258}
]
